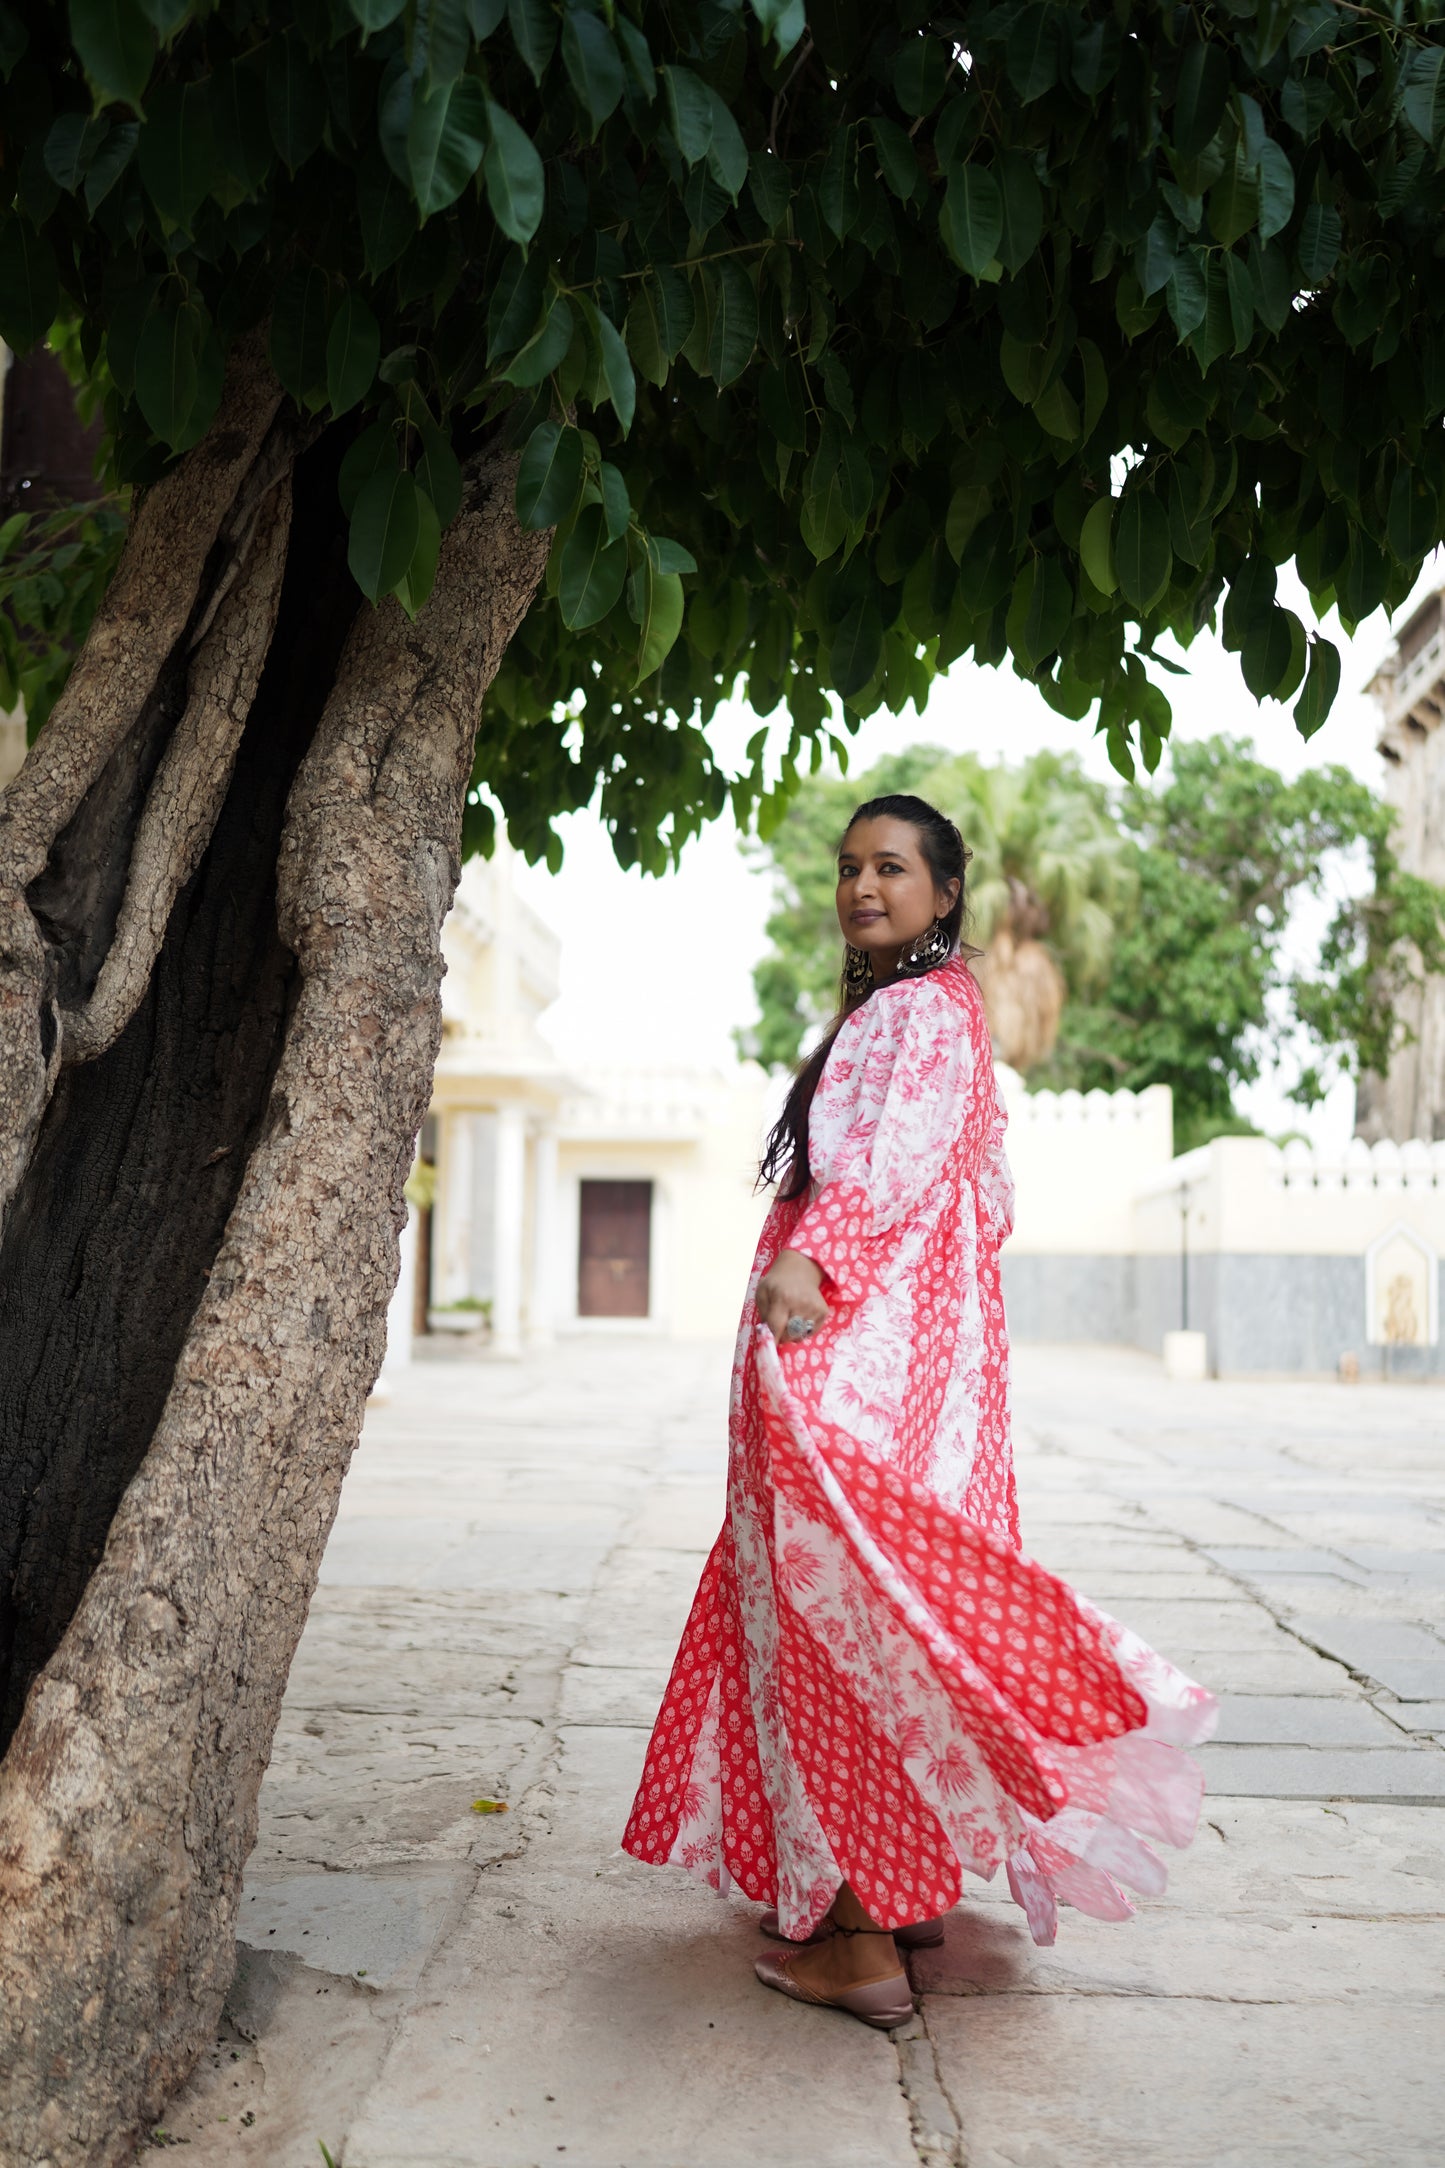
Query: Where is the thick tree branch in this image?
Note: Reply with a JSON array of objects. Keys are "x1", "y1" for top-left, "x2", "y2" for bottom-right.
[
  {"x1": 60, "y1": 476, "x2": 294, "y2": 1064},
  {"x1": 0, "y1": 446, "x2": 550, "y2": 2168},
  {"x1": 0, "y1": 335, "x2": 285, "y2": 1228}
]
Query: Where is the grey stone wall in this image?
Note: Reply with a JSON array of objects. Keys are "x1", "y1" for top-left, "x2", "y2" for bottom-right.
[{"x1": 1002, "y1": 1250, "x2": 1445, "y2": 1378}]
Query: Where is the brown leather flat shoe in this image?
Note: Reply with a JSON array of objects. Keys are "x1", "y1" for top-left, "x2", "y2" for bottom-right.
[
  {"x1": 754, "y1": 1946, "x2": 915, "y2": 2031},
  {"x1": 758, "y1": 1906, "x2": 946, "y2": 1950}
]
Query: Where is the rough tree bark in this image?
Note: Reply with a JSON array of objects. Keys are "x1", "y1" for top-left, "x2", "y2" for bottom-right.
[{"x1": 0, "y1": 342, "x2": 550, "y2": 2165}]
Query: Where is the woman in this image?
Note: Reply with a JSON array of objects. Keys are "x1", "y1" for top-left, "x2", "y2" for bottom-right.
[{"x1": 623, "y1": 793, "x2": 1216, "y2": 2029}]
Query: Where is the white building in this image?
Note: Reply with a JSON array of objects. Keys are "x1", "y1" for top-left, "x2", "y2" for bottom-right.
[
  {"x1": 1002, "y1": 1073, "x2": 1445, "y2": 1379},
  {"x1": 390, "y1": 835, "x2": 772, "y2": 1371}
]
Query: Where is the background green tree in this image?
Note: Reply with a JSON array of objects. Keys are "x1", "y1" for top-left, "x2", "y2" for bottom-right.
[
  {"x1": 7, "y1": 4, "x2": 1445, "y2": 2150},
  {"x1": 748, "y1": 734, "x2": 1445, "y2": 1152}
]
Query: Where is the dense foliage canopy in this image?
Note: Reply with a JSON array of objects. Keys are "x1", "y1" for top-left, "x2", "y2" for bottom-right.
[
  {"x1": 747, "y1": 734, "x2": 1445, "y2": 1149},
  {"x1": 3, "y1": 1, "x2": 1445, "y2": 870}
]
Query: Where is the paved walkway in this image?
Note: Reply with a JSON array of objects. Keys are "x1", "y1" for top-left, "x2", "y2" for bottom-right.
[{"x1": 164, "y1": 1341, "x2": 1445, "y2": 2168}]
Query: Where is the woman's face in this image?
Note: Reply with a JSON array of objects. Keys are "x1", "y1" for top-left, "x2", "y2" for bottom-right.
[{"x1": 835, "y1": 817, "x2": 958, "y2": 966}]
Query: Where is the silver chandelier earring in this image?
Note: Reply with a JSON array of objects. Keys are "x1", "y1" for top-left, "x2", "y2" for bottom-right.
[
  {"x1": 899, "y1": 918, "x2": 951, "y2": 975},
  {"x1": 843, "y1": 944, "x2": 874, "y2": 996}
]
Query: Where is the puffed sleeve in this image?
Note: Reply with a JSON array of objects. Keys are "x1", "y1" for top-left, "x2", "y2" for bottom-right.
[{"x1": 788, "y1": 980, "x2": 976, "y2": 1305}]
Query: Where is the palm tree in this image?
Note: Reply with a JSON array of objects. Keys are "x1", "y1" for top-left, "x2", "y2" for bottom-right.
[{"x1": 915, "y1": 750, "x2": 1137, "y2": 1073}]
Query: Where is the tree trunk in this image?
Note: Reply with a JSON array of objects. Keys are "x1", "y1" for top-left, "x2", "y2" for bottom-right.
[
  {"x1": 0, "y1": 344, "x2": 549, "y2": 2165},
  {"x1": 974, "y1": 927, "x2": 1066, "y2": 1074}
]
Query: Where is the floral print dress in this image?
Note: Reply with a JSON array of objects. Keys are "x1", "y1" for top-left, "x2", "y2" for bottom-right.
[{"x1": 623, "y1": 957, "x2": 1216, "y2": 1945}]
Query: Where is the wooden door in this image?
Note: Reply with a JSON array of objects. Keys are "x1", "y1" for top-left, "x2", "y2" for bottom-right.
[{"x1": 578, "y1": 1180, "x2": 652, "y2": 1318}]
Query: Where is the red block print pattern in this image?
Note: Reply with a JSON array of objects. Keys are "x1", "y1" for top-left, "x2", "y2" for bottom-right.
[{"x1": 623, "y1": 959, "x2": 1217, "y2": 1945}]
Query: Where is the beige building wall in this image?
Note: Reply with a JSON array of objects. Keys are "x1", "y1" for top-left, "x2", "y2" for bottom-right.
[{"x1": 555, "y1": 1067, "x2": 769, "y2": 1338}]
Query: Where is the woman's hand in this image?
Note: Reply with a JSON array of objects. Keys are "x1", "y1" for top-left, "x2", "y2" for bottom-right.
[{"x1": 756, "y1": 1249, "x2": 829, "y2": 1344}]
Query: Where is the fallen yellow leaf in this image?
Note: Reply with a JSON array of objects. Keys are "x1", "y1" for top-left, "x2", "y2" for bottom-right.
[{"x1": 471, "y1": 1797, "x2": 509, "y2": 1814}]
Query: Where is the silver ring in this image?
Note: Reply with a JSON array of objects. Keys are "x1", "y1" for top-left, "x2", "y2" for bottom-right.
[{"x1": 784, "y1": 1315, "x2": 817, "y2": 1342}]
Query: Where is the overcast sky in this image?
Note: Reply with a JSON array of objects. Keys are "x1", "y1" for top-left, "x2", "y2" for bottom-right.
[{"x1": 513, "y1": 560, "x2": 1441, "y2": 1151}]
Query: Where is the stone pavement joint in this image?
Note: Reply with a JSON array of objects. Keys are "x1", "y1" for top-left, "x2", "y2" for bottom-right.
[
  {"x1": 892, "y1": 2013, "x2": 964, "y2": 2168},
  {"x1": 162, "y1": 1341, "x2": 1445, "y2": 2168}
]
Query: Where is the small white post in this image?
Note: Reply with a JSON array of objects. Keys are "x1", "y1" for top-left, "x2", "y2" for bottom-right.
[
  {"x1": 491, "y1": 1103, "x2": 526, "y2": 1358},
  {"x1": 528, "y1": 1124, "x2": 559, "y2": 1345}
]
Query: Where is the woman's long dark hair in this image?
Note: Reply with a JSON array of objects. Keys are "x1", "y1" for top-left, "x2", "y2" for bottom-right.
[{"x1": 758, "y1": 794, "x2": 972, "y2": 1201}]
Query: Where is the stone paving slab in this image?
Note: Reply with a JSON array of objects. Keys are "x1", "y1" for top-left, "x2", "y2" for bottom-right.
[
  {"x1": 1198, "y1": 1744, "x2": 1445, "y2": 1803},
  {"x1": 1211, "y1": 1694, "x2": 1410, "y2": 1746},
  {"x1": 162, "y1": 1341, "x2": 1445, "y2": 2167},
  {"x1": 927, "y1": 1996, "x2": 1442, "y2": 2168}
]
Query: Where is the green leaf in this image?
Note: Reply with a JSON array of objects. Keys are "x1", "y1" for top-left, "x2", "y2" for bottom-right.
[
  {"x1": 562, "y1": 5, "x2": 625, "y2": 134},
  {"x1": 1241, "y1": 605, "x2": 1295, "y2": 699},
  {"x1": 1208, "y1": 143, "x2": 1260, "y2": 249},
  {"x1": 349, "y1": 467, "x2": 421, "y2": 603},
  {"x1": 338, "y1": 421, "x2": 398, "y2": 518},
  {"x1": 558, "y1": 501, "x2": 627, "y2": 628},
  {"x1": 396, "y1": 484, "x2": 442, "y2": 618},
  {"x1": 482, "y1": 99, "x2": 545, "y2": 243},
  {"x1": 625, "y1": 266, "x2": 693, "y2": 388},
  {"x1": 502, "y1": 293, "x2": 572, "y2": 385},
  {"x1": 466, "y1": 0, "x2": 506, "y2": 31},
  {"x1": 1297, "y1": 202, "x2": 1341, "y2": 286},
  {"x1": 1255, "y1": 138, "x2": 1295, "y2": 241},
  {"x1": 82, "y1": 117, "x2": 139, "y2": 211},
  {"x1": 1387, "y1": 465, "x2": 1439, "y2": 566},
  {"x1": 940, "y1": 166, "x2": 1002, "y2": 280},
  {"x1": 422, "y1": 0, "x2": 471, "y2": 91},
  {"x1": 632, "y1": 558, "x2": 685, "y2": 684},
  {"x1": 614, "y1": 14, "x2": 655, "y2": 98},
  {"x1": 707, "y1": 259, "x2": 757, "y2": 389},
  {"x1": 597, "y1": 460, "x2": 630, "y2": 541},
  {"x1": 662, "y1": 64, "x2": 712, "y2": 162},
  {"x1": 267, "y1": 29, "x2": 326, "y2": 173},
  {"x1": 996, "y1": 148, "x2": 1043, "y2": 275},
  {"x1": 705, "y1": 91, "x2": 748, "y2": 201},
  {"x1": 416, "y1": 419, "x2": 463, "y2": 525},
  {"x1": 358, "y1": 160, "x2": 417, "y2": 275},
  {"x1": 592, "y1": 306, "x2": 636, "y2": 432},
  {"x1": 1166, "y1": 248, "x2": 1207, "y2": 338},
  {"x1": 408, "y1": 74, "x2": 487, "y2": 216},
  {"x1": 516, "y1": 420, "x2": 584, "y2": 528},
  {"x1": 1114, "y1": 490, "x2": 1172, "y2": 613},
  {"x1": 747, "y1": 0, "x2": 806, "y2": 58},
  {"x1": 871, "y1": 115, "x2": 918, "y2": 202},
  {"x1": 819, "y1": 124, "x2": 859, "y2": 239},
  {"x1": 377, "y1": 55, "x2": 413, "y2": 183},
  {"x1": 945, "y1": 480, "x2": 989, "y2": 563},
  {"x1": 647, "y1": 536, "x2": 697, "y2": 576},
  {"x1": 349, "y1": 0, "x2": 408, "y2": 26},
  {"x1": 326, "y1": 290, "x2": 381, "y2": 415},
  {"x1": 1173, "y1": 41, "x2": 1230, "y2": 161},
  {"x1": 1006, "y1": 555, "x2": 1072, "y2": 669},
  {"x1": 44, "y1": 113, "x2": 108, "y2": 193},
  {"x1": 1005, "y1": 4, "x2": 1060, "y2": 103},
  {"x1": 507, "y1": 0, "x2": 557, "y2": 83},
  {"x1": 138, "y1": 78, "x2": 219, "y2": 225},
  {"x1": 830, "y1": 602, "x2": 882, "y2": 700},
  {"x1": 892, "y1": 34, "x2": 946, "y2": 119},
  {"x1": 0, "y1": 218, "x2": 58, "y2": 353},
  {"x1": 1403, "y1": 48, "x2": 1445, "y2": 145},
  {"x1": 1079, "y1": 496, "x2": 1115, "y2": 595},
  {"x1": 134, "y1": 294, "x2": 202, "y2": 447},
  {"x1": 270, "y1": 267, "x2": 331, "y2": 411},
  {"x1": 211, "y1": 58, "x2": 272, "y2": 192},
  {"x1": 69, "y1": 0, "x2": 154, "y2": 112},
  {"x1": 1293, "y1": 632, "x2": 1341, "y2": 739}
]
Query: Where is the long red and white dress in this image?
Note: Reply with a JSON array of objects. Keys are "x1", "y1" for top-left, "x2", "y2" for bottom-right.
[{"x1": 623, "y1": 957, "x2": 1216, "y2": 1945}]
